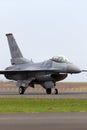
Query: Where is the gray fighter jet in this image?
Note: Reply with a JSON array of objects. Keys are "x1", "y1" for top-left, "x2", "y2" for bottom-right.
[{"x1": 0, "y1": 33, "x2": 81, "y2": 94}]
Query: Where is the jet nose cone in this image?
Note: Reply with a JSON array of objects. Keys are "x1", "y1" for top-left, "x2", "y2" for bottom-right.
[{"x1": 67, "y1": 64, "x2": 81, "y2": 73}]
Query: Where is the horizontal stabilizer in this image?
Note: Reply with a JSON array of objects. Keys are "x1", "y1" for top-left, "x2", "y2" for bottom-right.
[{"x1": 81, "y1": 70, "x2": 87, "y2": 72}]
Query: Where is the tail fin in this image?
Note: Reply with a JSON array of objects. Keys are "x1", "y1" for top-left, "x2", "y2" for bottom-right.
[{"x1": 6, "y1": 33, "x2": 29, "y2": 65}]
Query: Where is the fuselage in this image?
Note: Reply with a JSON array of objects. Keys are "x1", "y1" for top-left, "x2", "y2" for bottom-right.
[{"x1": 5, "y1": 59, "x2": 81, "y2": 82}]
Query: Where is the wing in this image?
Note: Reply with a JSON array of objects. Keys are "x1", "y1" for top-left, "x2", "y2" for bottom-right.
[{"x1": 0, "y1": 69, "x2": 66, "y2": 75}]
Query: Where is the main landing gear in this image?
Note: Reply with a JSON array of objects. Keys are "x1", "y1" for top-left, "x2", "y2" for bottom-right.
[
  {"x1": 46, "y1": 88, "x2": 52, "y2": 94},
  {"x1": 19, "y1": 86, "x2": 25, "y2": 95},
  {"x1": 18, "y1": 86, "x2": 58, "y2": 95},
  {"x1": 54, "y1": 88, "x2": 58, "y2": 94},
  {"x1": 46, "y1": 88, "x2": 58, "y2": 95}
]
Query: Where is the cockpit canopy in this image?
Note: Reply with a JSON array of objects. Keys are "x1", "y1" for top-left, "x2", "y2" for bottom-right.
[{"x1": 51, "y1": 55, "x2": 69, "y2": 63}]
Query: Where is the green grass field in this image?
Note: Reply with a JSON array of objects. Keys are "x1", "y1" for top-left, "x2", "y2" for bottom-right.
[{"x1": 0, "y1": 98, "x2": 87, "y2": 113}]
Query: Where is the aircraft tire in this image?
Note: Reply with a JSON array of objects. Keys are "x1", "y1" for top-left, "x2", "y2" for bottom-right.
[
  {"x1": 19, "y1": 86, "x2": 25, "y2": 95},
  {"x1": 55, "y1": 88, "x2": 58, "y2": 94},
  {"x1": 46, "y1": 88, "x2": 51, "y2": 94}
]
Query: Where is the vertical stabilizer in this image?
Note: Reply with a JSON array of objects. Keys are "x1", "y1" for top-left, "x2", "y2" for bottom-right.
[{"x1": 6, "y1": 33, "x2": 29, "y2": 65}]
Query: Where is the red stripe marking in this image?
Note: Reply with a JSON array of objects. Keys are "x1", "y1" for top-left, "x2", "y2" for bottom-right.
[{"x1": 6, "y1": 33, "x2": 13, "y2": 36}]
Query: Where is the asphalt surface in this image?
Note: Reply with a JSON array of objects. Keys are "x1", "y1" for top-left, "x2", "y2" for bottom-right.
[
  {"x1": 0, "y1": 91, "x2": 87, "y2": 99},
  {"x1": 0, "y1": 113, "x2": 87, "y2": 130},
  {"x1": 0, "y1": 92, "x2": 87, "y2": 99}
]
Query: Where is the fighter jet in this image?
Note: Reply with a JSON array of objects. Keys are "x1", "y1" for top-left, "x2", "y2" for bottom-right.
[{"x1": 0, "y1": 33, "x2": 81, "y2": 94}]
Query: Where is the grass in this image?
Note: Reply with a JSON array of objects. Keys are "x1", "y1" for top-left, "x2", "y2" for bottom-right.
[{"x1": 0, "y1": 98, "x2": 87, "y2": 113}]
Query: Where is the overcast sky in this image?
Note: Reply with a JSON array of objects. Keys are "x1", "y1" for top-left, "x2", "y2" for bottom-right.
[{"x1": 0, "y1": 0, "x2": 87, "y2": 82}]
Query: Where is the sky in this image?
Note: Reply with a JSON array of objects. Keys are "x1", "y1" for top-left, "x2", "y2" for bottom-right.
[{"x1": 0, "y1": 0, "x2": 87, "y2": 82}]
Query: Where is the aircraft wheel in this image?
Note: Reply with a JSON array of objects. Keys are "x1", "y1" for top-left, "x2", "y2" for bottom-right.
[
  {"x1": 55, "y1": 88, "x2": 58, "y2": 94},
  {"x1": 46, "y1": 88, "x2": 51, "y2": 94},
  {"x1": 19, "y1": 86, "x2": 25, "y2": 95}
]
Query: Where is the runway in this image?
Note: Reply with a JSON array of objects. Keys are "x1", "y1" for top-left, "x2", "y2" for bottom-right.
[{"x1": 0, "y1": 113, "x2": 87, "y2": 130}]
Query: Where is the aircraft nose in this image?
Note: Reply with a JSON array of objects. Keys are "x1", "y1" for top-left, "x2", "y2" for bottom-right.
[{"x1": 67, "y1": 64, "x2": 81, "y2": 73}]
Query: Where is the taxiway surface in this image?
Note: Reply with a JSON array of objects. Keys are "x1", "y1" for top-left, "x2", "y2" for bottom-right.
[{"x1": 0, "y1": 113, "x2": 87, "y2": 130}]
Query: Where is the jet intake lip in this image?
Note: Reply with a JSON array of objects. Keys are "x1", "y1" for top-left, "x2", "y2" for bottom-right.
[{"x1": 67, "y1": 64, "x2": 81, "y2": 74}]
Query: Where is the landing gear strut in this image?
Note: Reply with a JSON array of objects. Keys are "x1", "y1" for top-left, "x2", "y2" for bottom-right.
[{"x1": 19, "y1": 86, "x2": 25, "y2": 95}]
